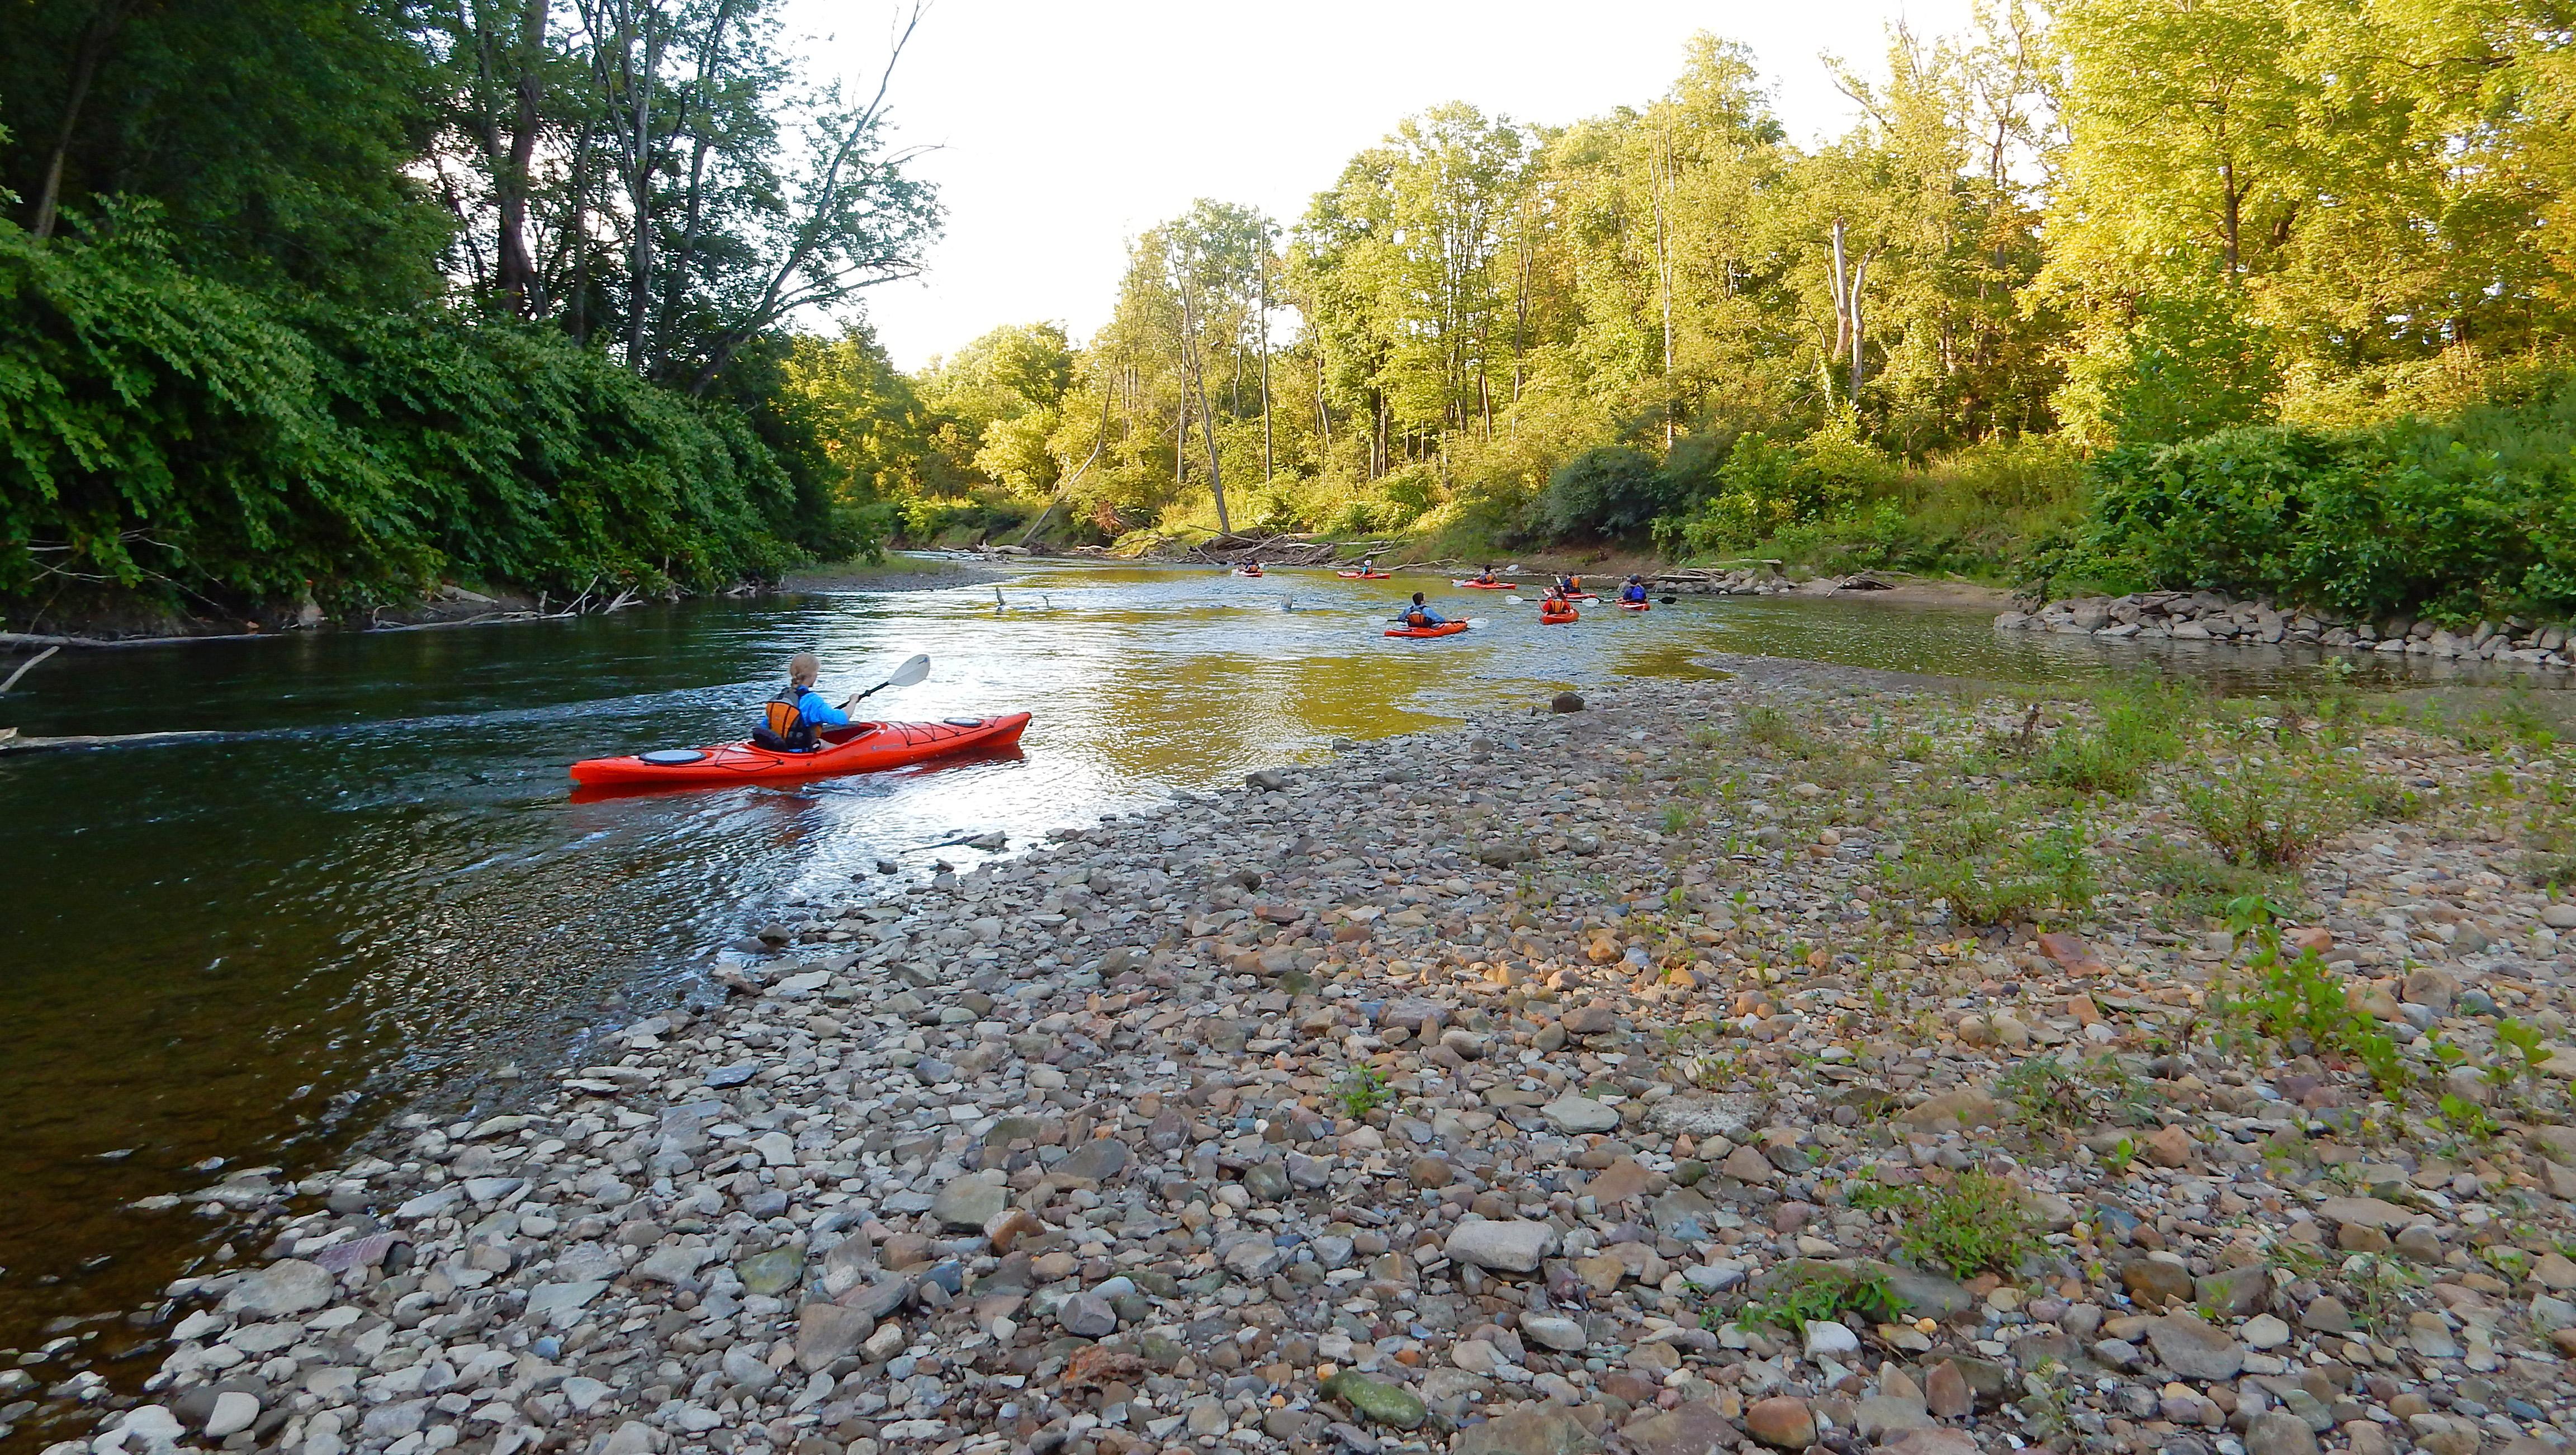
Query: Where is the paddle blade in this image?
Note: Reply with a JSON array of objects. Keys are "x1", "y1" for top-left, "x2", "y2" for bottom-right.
[
  {"x1": 887, "y1": 653, "x2": 931, "y2": 687},
  {"x1": 1464, "y1": 618, "x2": 1487, "y2": 630},
  {"x1": 1505, "y1": 594, "x2": 1524, "y2": 603}
]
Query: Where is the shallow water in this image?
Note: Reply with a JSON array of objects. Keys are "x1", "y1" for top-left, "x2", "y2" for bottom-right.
[{"x1": 0, "y1": 561, "x2": 2558, "y2": 1400}]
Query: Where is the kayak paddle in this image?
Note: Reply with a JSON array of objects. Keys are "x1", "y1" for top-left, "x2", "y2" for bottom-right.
[{"x1": 844, "y1": 653, "x2": 931, "y2": 710}]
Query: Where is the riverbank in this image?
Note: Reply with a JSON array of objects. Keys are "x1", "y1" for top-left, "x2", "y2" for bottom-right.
[{"x1": 30, "y1": 664, "x2": 2576, "y2": 1455}]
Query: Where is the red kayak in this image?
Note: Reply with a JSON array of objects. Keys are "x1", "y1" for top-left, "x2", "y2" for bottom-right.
[
  {"x1": 570, "y1": 714, "x2": 1031, "y2": 787},
  {"x1": 1385, "y1": 622, "x2": 1470, "y2": 638},
  {"x1": 1337, "y1": 571, "x2": 1392, "y2": 579},
  {"x1": 1621, "y1": 601, "x2": 1651, "y2": 612},
  {"x1": 1540, "y1": 608, "x2": 1579, "y2": 625},
  {"x1": 1453, "y1": 580, "x2": 1511, "y2": 589}
]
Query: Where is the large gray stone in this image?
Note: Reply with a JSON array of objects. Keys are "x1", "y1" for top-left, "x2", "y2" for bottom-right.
[
  {"x1": 794, "y1": 1303, "x2": 875, "y2": 1372},
  {"x1": 930, "y1": 1171, "x2": 1010, "y2": 1230},
  {"x1": 2315, "y1": 1197, "x2": 2416, "y2": 1231},
  {"x1": 1058, "y1": 1137, "x2": 1129, "y2": 1182},
  {"x1": 1541, "y1": 1093, "x2": 1621, "y2": 1135},
  {"x1": 220, "y1": 1260, "x2": 334, "y2": 1317},
  {"x1": 2147, "y1": 1314, "x2": 2246, "y2": 1380},
  {"x1": 1618, "y1": 1399, "x2": 1737, "y2": 1455},
  {"x1": 1057, "y1": 1291, "x2": 1117, "y2": 1338},
  {"x1": 1445, "y1": 1218, "x2": 1557, "y2": 1273},
  {"x1": 2247, "y1": 1411, "x2": 2321, "y2": 1455},
  {"x1": 1453, "y1": 1403, "x2": 1602, "y2": 1455},
  {"x1": 1646, "y1": 1092, "x2": 1766, "y2": 1141}
]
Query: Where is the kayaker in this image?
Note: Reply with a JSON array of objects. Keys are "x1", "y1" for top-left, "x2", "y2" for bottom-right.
[
  {"x1": 1557, "y1": 571, "x2": 1584, "y2": 595},
  {"x1": 1620, "y1": 575, "x2": 1649, "y2": 604},
  {"x1": 757, "y1": 652, "x2": 852, "y2": 753},
  {"x1": 1403, "y1": 592, "x2": 1449, "y2": 629},
  {"x1": 1542, "y1": 584, "x2": 1571, "y2": 612},
  {"x1": 1473, "y1": 564, "x2": 1498, "y2": 584}
]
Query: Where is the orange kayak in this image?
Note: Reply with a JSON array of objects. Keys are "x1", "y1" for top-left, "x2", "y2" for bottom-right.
[
  {"x1": 1385, "y1": 622, "x2": 1470, "y2": 638},
  {"x1": 570, "y1": 714, "x2": 1031, "y2": 787},
  {"x1": 1540, "y1": 608, "x2": 1579, "y2": 624},
  {"x1": 1453, "y1": 580, "x2": 1510, "y2": 589},
  {"x1": 1337, "y1": 571, "x2": 1391, "y2": 579},
  {"x1": 1621, "y1": 601, "x2": 1651, "y2": 611}
]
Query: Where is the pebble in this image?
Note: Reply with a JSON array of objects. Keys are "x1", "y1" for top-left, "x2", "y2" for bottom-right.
[{"x1": 54, "y1": 673, "x2": 2576, "y2": 1455}]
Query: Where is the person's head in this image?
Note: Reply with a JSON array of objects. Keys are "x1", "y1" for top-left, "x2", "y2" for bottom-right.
[
  {"x1": 1412, "y1": 591, "x2": 1426, "y2": 606},
  {"x1": 788, "y1": 651, "x2": 820, "y2": 687}
]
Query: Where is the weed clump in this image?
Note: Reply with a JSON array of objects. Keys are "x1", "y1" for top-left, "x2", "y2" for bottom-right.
[
  {"x1": 1999, "y1": 1055, "x2": 2148, "y2": 1129},
  {"x1": 2181, "y1": 759, "x2": 2357, "y2": 867},
  {"x1": 1895, "y1": 812, "x2": 2095, "y2": 925},
  {"x1": 1722, "y1": 1263, "x2": 1906, "y2": 1335},
  {"x1": 2036, "y1": 684, "x2": 2190, "y2": 796},
  {"x1": 1850, "y1": 1171, "x2": 2038, "y2": 1279}
]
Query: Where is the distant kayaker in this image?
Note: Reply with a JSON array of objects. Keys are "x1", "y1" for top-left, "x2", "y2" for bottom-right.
[
  {"x1": 757, "y1": 653, "x2": 852, "y2": 753},
  {"x1": 1472, "y1": 565, "x2": 1498, "y2": 584},
  {"x1": 1620, "y1": 575, "x2": 1649, "y2": 604},
  {"x1": 1557, "y1": 571, "x2": 1584, "y2": 595},
  {"x1": 1404, "y1": 592, "x2": 1449, "y2": 629}
]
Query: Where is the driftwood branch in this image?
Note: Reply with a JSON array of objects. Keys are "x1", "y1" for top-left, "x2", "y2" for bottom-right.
[
  {"x1": 1, "y1": 645, "x2": 60, "y2": 693},
  {"x1": 0, "y1": 728, "x2": 225, "y2": 754}
]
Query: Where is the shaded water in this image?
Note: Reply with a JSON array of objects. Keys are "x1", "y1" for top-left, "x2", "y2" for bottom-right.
[{"x1": 0, "y1": 560, "x2": 2559, "y2": 1410}]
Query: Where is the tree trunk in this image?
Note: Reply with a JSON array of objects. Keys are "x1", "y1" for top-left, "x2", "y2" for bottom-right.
[
  {"x1": 2219, "y1": 157, "x2": 2242, "y2": 273},
  {"x1": 624, "y1": 4, "x2": 662, "y2": 372},
  {"x1": 1656, "y1": 125, "x2": 1674, "y2": 449},
  {"x1": 1849, "y1": 252, "x2": 1870, "y2": 400},
  {"x1": 1181, "y1": 286, "x2": 1230, "y2": 533},
  {"x1": 654, "y1": 0, "x2": 739, "y2": 374},
  {"x1": 30, "y1": 0, "x2": 131, "y2": 242},
  {"x1": 1258, "y1": 244, "x2": 1272, "y2": 481},
  {"x1": 569, "y1": 108, "x2": 597, "y2": 342},
  {"x1": 493, "y1": 0, "x2": 550, "y2": 313}
]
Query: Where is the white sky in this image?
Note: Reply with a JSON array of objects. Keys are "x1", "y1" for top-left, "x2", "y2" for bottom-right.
[{"x1": 791, "y1": 1, "x2": 1980, "y2": 371}]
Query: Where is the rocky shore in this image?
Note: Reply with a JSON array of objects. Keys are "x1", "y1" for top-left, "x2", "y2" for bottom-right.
[
  {"x1": 24, "y1": 668, "x2": 2576, "y2": 1455},
  {"x1": 2000, "y1": 593, "x2": 2576, "y2": 676}
]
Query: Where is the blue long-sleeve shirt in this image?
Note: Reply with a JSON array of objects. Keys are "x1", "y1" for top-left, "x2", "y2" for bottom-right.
[
  {"x1": 1407, "y1": 604, "x2": 1448, "y2": 626},
  {"x1": 793, "y1": 687, "x2": 851, "y2": 728}
]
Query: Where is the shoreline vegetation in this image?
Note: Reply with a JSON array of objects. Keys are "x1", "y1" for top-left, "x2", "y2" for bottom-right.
[
  {"x1": 31, "y1": 667, "x2": 2576, "y2": 1455},
  {"x1": 15, "y1": 5, "x2": 2576, "y2": 651}
]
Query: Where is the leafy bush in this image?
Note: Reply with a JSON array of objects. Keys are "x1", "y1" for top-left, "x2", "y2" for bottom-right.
[
  {"x1": 2056, "y1": 271, "x2": 2281, "y2": 448},
  {"x1": 895, "y1": 487, "x2": 1037, "y2": 544},
  {"x1": 1531, "y1": 447, "x2": 1668, "y2": 538},
  {"x1": 0, "y1": 217, "x2": 813, "y2": 615},
  {"x1": 1655, "y1": 418, "x2": 1893, "y2": 556},
  {"x1": 2065, "y1": 374, "x2": 2576, "y2": 623}
]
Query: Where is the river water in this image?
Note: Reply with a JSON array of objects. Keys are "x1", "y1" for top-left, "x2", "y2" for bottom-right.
[{"x1": 0, "y1": 560, "x2": 2559, "y2": 1409}]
